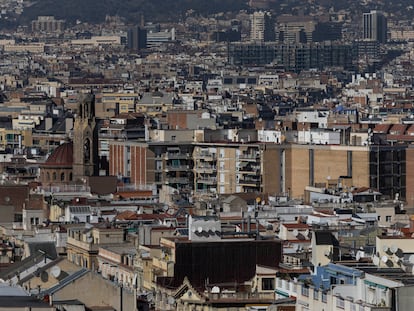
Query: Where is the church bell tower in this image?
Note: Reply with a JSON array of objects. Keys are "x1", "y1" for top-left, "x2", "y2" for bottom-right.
[{"x1": 72, "y1": 93, "x2": 98, "y2": 181}]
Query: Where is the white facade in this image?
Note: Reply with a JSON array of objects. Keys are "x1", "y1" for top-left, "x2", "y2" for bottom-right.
[
  {"x1": 258, "y1": 130, "x2": 283, "y2": 143},
  {"x1": 298, "y1": 129, "x2": 341, "y2": 145}
]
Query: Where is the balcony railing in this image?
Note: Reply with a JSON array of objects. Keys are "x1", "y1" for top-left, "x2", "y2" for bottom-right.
[
  {"x1": 196, "y1": 177, "x2": 217, "y2": 185},
  {"x1": 166, "y1": 177, "x2": 190, "y2": 184},
  {"x1": 165, "y1": 165, "x2": 190, "y2": 171},
  {"x1": 164, "y1": 153, "x2": 191, "y2": 159}
]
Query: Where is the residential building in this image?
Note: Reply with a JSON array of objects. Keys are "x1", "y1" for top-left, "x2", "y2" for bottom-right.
[
  {"x1": 66, "y1": 225, "x2": 127, "y2": 270},
  {"x1": 250, "y1": 11, "x2": 275, "y2": 42}
]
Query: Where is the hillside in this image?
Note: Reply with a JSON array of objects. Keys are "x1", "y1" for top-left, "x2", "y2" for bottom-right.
[{"x1": 20, "y1": 0, "x2": 249, "y2": 24}]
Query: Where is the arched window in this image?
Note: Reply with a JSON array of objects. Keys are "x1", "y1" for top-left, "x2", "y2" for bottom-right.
[
  {"x1": 61, "y1": 172, "x2": 65, "y2": 181},
  {"x1": 69, "y1": 173, "x2": 73, "y2": 181},
  {"x1": 53, "y1": 172, "x2": 57, "y2": 180},
  {"x1": 46, "y1": 172, "x2": 50, "y2": 181}
]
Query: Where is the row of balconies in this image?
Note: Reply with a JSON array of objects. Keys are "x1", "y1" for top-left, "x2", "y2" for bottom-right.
[
  {"x1": 196, "y1": 177, "x2": 217, "y2": 185},
  {"x1": 238, "y1": 152, "x2": 260, "y2": 160},
  {"x1": 166, "y1": 177, "x2": 191, "y2": 184},
  {"x1": 164, "y1": 165, "x2": 190, "y2": 171},
  {"x1": 194, "y1": 152, "x2": 216, "y2": 161},
  {"x1": 164, "y1": 152, "x2": 191, "y2": 159}
]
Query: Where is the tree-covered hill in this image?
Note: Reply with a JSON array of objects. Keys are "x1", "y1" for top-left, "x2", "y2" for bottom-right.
[{"x1": 20, "y1": 0, "x2": 249, "y2": 24}]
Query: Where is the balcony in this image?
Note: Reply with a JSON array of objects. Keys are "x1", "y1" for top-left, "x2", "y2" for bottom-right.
[
  {"x1": 152, "y1": 257, "x2": 174, "y2": 277},
  {"x1": 238, "y1": 166, "x2": 260, "y2": 175},
  {"x1": 67, "y1": 236, "x2": 99, "y2": 252},
  {"x1": 152, "y1": 257, "x2": 168, "y2": 273},
  {"x1": 166, "y1": 177, "x2": 190, "y2": 184},
  {"x1": 195, "y1": 152, "x2": 216, "y2": 161},
  {"x1": 165, "y1": 165, "x2": 189, "y2": 171},
  {"x1": 196, "y1": 165, "x2": 216, "y2": 174},
  {"x1": 197, "y1": 177, "x2": 217, "y2": 185},
  {"x1": 238, "y1": 152, "x2": 260, "y2": 161},
  {"x1": 164, "y1": 153, "x2": 191, "y2": 160},
  {"x1": 238, "y1": 178, "x2": 260, "y2": 186}
]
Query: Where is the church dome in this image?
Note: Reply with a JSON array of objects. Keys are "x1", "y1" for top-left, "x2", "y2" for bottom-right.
[{"x1": 44, "y1": 142, "x2": 73, "y2": 166}]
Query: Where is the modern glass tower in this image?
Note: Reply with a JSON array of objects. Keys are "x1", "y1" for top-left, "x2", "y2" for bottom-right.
[{"x1": 363, "y1": 10, "x2": 387, "y2": 43}]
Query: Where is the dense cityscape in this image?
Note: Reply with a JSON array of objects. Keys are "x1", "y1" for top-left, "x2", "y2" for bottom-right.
[{"x1": 1, "y1": 0, "x2": 414, "y2": 310}]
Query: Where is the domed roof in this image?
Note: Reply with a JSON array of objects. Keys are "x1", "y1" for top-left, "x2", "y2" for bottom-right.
[{"x1": 44, "y1": 142, "x2": 73, "y2": 166}]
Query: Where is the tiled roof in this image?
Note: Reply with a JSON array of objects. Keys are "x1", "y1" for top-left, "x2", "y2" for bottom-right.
[{"x1": 44, "y1": 142, "x2": 73, "y2": 166}]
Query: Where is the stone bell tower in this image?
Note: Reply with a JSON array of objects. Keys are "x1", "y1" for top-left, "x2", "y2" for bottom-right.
[{"x1": 72, "y1": 93, "x2": 98, "y2": 181}]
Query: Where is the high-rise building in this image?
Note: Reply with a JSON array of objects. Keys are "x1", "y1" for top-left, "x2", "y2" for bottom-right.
[
  {"x1": 127, "y1": 26, "x2": 147, "y2": 51},
  {"x1": 363, "y1": 10, "x2": 387, "y2": 43},
  {"x1": 31, "y1": 16, "x2": 65, "y2": 33},
  {"x1": 250, "y1": 11, "x2": 275, "y2": 42}
]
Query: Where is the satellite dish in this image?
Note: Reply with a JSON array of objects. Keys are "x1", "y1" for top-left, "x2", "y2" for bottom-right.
[
  {"x1": 304, "y1": 229, "x2": 310, "y2": 237},
  {"x1": 167, "y1": 296, "x2": 175, "y2": 305},
  {"x1": 51, "y1": 266, "x2": 61, "y2": 278},
  {"x1": 197, "y1": 226, "x2": 203, "y2": 233},
  {"x1": 383, "y1": 245, "x2": 389, "y2": 253},
  {"x1": 40, "y1": 271, "x2": 49, "y2": 283},
  {"x1": 191, "y1": 227, "x2": 196, "y2": 233},
  {"x1": 292, "y1": 229, "x2": 299, "y2": 237},
  {"x1": 390, "y1": 245, "x2": 398, "y2": 254},
  {"x1": 211, "y1": 286, "x2": 220, "y2": 294},
  {"x1": 395, "y1": 249, "x2": 404, "y2": 258},
  {"x1": 386, "y1": 259, "x2": 394, "y2": 267},
  {"x1": 356, "y1": 251, "x2": 361, "y2": 261},
  {"x1": 373, "y1": 256, "x2": 380, "y2": 266},
  {"x1": 87, "y1": 236, "x2": 93, "y2": 243},
  {"x1": 381, "y1": 255, "x2": 389, "y2": 263},
  {"x1": 409, "y1": 254, "x2": 414, "y2": 264}
]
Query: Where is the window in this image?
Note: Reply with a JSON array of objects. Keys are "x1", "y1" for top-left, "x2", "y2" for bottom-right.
[
  {"x1": 336, "y1": 297, "x2": 345, "y2": 309},
  {"x1": 322, "y1": 292, "x2": 327, "y2": 303},
  {"x1": 61, "y1": 172, "x2": 65, "y2": 181},
  {"x1": 386, "y1": 216, "x2": 392, "y2": 222},
  {"x1": 171, "y1": 136, "x2": 176, "y2": 141},
  {"x1": 313, "y1": 289, "x2": 319, "y2": 300},
  {"x1": 262, "y1": 278, "x2": 275, "y2": 291},
  {"x1": 301, "y1": 285, "x2": 309, "y2": 297}
]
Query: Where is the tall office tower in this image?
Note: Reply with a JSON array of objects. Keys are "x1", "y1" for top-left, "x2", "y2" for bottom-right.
[
  {"x1": 250, "y1": 11, "x2": 275, "y2": 42},
  {"x1": 127, "y1": 26, "x2": 147, "y2": 51},
  {"x1": 363, "y1": 10, "x2": 387, "y2": 43}
]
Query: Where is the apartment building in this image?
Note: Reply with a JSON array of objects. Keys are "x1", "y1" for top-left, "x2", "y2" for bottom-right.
[
  {"x1": 109, "y1": 141, "x2": 155, "y2": 187},
  {"x1": 193, "y1": 142, "x2": 281, "y2": 196},
  {"x1": 66, "y1": 226, "x2": 126, "y2": 270}
]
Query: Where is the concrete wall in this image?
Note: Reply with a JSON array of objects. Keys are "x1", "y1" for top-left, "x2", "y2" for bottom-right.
[{"x1": 51, "y1": 272, "x2": 137, "y2": 311}]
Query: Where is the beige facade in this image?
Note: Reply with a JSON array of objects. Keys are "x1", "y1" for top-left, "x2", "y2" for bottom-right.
[
  {"x1": 49, "y1": 271, "x2": 137, "y2": 311},
  {"x1": 66, "y1": 227, "x2": 125, "y2": 270},
  {"x1": 285, "y1": 144, "x2": 370, "y2": 199},
  {"x1": 194, "y1": 143, "x2": 281, "y2": 196},
  {"x1": 97, "y1": 92, "x2": 138, "y2": 118}
]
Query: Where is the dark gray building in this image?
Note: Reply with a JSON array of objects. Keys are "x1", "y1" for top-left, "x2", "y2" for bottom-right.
[
  {"x1": 127, "y1": 26, "x2": 147, "y2": 51},
  {"x1": 363, "y1": 10, "x2": 387, "y2": 43}
]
